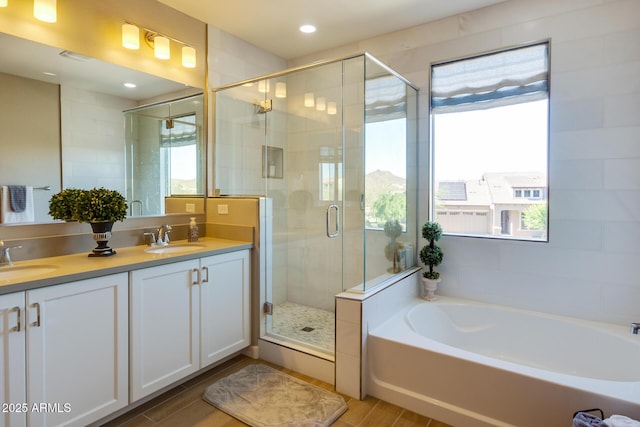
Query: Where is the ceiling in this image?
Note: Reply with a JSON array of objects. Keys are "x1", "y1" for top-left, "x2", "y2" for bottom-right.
[
  {"x1": 0, "y1": 33, "x2": 188, "y2": 100},
  {"x1": 158, "y1": 0, "x2": 507, "y2": 59}
]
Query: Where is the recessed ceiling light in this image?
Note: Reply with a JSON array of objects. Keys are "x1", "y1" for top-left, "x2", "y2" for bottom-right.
[
  {"x1": 299, "y1": 24, "x2": 316, "y2": 34},
  {"x1": 124, "y1": 82, "x2": 137, "y2": 88}
]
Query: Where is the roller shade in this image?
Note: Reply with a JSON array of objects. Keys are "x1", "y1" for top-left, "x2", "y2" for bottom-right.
[
  {"x1": 431, "y1": 42, "x2": 549, "y2": 113},
  {"x1": 366, "y1": 75, "x2": 407, "y2": 123},
  {"x1": 160, "y1": 115, "x2": 198, "y2": 147}
]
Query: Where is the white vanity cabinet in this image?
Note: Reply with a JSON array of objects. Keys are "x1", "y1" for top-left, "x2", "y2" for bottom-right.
[
  {"x1": 200, "y1": 251, "x2": 250, "y2": 367},
  {"x1": 0, "y1": 292, "x2": 26, "y2": 427},
  {"x1": 0, "y1": 273, "x2": 128, "y2": 427},
  {"x1": 130, "y1": 249, "x2": 250, "y2": 401},
  {"x1": 130, "y1": 259, "x2": 201, "y2": 401}
]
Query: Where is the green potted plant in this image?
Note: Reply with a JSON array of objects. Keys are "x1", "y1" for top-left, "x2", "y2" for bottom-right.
[
  {"x1": 77, "y1": 187, "x2": 127, "y2": 257},
  {"x1": 419, "y1": 221, "x2": 444, "y2": 300},
  {"x1": 383, "y1": 219, "x2": 403, "y2": 273},
  {"x1": 48, "y1": 188, "x2": 84, "y2": 221},
  {"x1": 74, "y1": 187, "x2": 128, "y2": 224}
]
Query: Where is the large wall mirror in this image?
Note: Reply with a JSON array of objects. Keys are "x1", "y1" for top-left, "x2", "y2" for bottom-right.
[{"x1": 0, "y1": 32, "x2": 205, "y2": 225}]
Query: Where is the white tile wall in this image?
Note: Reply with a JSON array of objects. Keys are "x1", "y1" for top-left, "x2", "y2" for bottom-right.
[
  {"x1": 208, "y1": 4, "x2": 640, "y2": 383},
  {"x1": 61, "y1": 86, "x2": 135, "y2": 192},
  {"x1": 283, "y1": 0, "x2": 640, "y2": 326}
]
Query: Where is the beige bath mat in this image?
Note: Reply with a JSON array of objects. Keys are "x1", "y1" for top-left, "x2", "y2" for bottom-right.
[{"x1": 203, "y1": 364, "x2": 347, "y2": 427}]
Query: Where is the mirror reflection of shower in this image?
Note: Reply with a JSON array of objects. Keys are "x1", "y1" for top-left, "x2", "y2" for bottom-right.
[{"x1": 124, "y1": 93, "x2": 205, "y2": 217}]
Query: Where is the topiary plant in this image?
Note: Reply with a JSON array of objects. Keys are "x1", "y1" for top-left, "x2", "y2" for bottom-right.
[
  {"x1": 48, "y1": 188, "x2": 84, "y2": 221},
  {"x1": 74, "y1": 187, "x2": 128, "y2": 223},
  {"x1": 383, "y1": 219, "x2": 404, "y2": 272},
  {"x1": 419, "y1": 221, "x2": 443, "y2": 280}
]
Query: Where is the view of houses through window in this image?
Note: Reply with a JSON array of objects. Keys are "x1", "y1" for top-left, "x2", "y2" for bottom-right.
[{"x1": 430, "y1": 42, "x2": 549, "y2": 241}]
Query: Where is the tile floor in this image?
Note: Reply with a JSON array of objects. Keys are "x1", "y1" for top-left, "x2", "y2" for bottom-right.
[
  {"x1": 271, "y1": 301, "x2": 335, "y2": 354},
  {"x1": 100, "y1": 355, "x2": 453, "y2": 427}
]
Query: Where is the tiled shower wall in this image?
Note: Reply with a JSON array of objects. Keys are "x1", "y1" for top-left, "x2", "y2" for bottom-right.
[{"x1": 291, "y1": 0, "x2": 639, "y2": 325}]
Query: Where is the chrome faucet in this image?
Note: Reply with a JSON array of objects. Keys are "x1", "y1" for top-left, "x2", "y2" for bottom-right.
[
  {"x1": 0, "y1": 240, "x2": 22, "y2": 266},
  {"x1": 631, "y1": 323, "x2": 640, "y2": 335},
  {"x1": 156, "y1": 224, "x2": 172, "y2": 245}
]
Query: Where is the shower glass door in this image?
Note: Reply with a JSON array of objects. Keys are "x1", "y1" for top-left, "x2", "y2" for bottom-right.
[
  {"x1": 214, "y1": 54, "x2": 419, "y2": 361},
  {"x1": 263, "y1": 59, "x2": 359, "y2": 360}
]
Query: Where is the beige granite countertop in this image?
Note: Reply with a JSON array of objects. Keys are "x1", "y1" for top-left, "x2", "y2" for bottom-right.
[{"x1": 0, "y1": 237, "x2": 252, "y2": 294}]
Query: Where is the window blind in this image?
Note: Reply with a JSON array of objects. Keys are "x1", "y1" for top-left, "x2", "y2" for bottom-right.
[
  {"x1": 366, "y1": 75, "x2": 407, "y2": 123},
  {"x1": 431, "y1": 42, "x2": 549, "y2": 113}
]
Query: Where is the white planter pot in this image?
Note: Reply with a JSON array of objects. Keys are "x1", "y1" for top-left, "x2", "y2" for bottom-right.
[{"x1": 420, "y1": 277, "x2": 441, "y2": 301}]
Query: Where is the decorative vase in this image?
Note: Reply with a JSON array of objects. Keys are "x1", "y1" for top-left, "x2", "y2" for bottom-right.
[
  {"x1": 88, "y1": 221, "x2": 116, "y2": 257},
  {"x1": 421, "y1": 276, "x2": 440, "y2": 301}
]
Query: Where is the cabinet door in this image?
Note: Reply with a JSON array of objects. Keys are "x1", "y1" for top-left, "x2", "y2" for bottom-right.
[
  {"x1": 130, "y1": 260, "x2": 200, "y2": 401},
  {"x1": 200, "y1": 250, "x2": 250, "y2": 367},
  {"x1": 26, "y1": 273, "x2": 128, "y2": 427},
  {"x1": 0, "y1": 292, "x2": 26, "y2": 427}
]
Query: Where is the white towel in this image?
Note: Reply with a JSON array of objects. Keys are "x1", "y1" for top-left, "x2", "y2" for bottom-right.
[
  {"x1": 0, "y1": 186, "x2": 35, "y2": 224},
  {"x1": 604, "y1": 415, "x2": 640, "y2": 427}
]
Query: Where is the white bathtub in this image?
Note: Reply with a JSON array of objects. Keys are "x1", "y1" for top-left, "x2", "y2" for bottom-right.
[{"x1": 367, "y1": 297, "x2": 640, "y2": 427}]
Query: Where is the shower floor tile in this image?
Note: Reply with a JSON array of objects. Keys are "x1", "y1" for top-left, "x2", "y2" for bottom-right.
[{"x1": 271, "y1": 302, "x2": 335, "y2": 354}]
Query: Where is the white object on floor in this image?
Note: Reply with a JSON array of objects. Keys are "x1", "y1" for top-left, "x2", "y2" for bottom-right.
[{"x1": 605, "y1": 415, "x2": 640, "y2": 427}]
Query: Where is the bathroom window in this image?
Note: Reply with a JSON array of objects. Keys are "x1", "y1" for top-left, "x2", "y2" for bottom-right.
[
  {"x1": 430, "y1": 42, "x2": 550, "y2": 241},
  {"x1": 160, "y1": 114, "x2": 201, "y2": 195}
]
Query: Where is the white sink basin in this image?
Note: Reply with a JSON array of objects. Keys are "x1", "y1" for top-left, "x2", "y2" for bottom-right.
[
  {"x1": 144, "y1": 244, "x2": 206, "y2": 255},
  {"x1": 0, "y1": 264, "x2": 59, "y2": 281}
]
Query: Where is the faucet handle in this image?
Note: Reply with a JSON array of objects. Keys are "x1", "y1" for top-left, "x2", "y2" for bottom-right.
[
  {"x1": 157, "y1": 224, "x2": 172, "y2": 245},
  {"x1": 143, "y1": 232, "x2": 157, "y2": 246}
]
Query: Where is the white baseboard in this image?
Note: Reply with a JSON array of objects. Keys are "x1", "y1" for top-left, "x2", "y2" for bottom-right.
[
  {"x1": 258, "y1": 339, "x2": 335, "y2": 385},
  {"x1": 242, "y1": 345, "x2": 260, "y2": 359}
]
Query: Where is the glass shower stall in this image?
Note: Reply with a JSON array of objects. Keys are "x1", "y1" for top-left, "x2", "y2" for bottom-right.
[{"x1": 214, "y1": 53, "x2": 418, "y2": 360}]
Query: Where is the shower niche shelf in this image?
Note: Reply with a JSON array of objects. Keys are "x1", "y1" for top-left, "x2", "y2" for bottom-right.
[{"x1": 263, "y1": 146, "x2": 283, "y2": 179}]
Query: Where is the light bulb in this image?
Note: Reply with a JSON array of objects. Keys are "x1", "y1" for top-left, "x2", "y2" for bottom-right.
[
  {"x1": 182, "y1": 45, "x2": 196, "y2": 68},
  {"x1": 275, "y1": 82, "x2": 287, "y2": 98},
  {"x1": 316, "y1": 97, "x2": 326, "y2": 111},
  {"x1": 0, "y1": 0, "x2": 8, "y2": 8},
  {"x1": 327, "y1": 101, "x2": 337, "y2": 115},
  {"x1": 34, "y1": 0, "x2": 56, "y2": 23},
  {"x1": 154, "y1": 35, "x2": 170, "y2": 60},
  {"x1": 122, "y1": 23, "x2": 140, "y2": 50},
  {"x1": 304, "y1": 92, "x2": 315, "y2": 108},
  {"x1": 258, "y1": 80, "x2": 270, "y2": 93}
]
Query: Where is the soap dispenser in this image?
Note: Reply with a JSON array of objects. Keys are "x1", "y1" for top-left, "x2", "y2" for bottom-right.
[{"x1": 188, "y1": 217, "x2": 199, "y2": 242}]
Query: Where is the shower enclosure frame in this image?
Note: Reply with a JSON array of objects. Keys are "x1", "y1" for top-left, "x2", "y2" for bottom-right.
[{"x1": 213, "y1": 52, "x2": 418, "y2": 377}]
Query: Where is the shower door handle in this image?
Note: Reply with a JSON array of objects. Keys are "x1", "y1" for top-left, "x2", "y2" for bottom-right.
[{"x1": 326, "y1": 204, "x2": 339, "y2": 238}]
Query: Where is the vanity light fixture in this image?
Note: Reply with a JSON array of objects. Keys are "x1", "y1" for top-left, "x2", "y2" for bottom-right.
[
  {"x1": 34, "y1": 0, "x2": 56, "y2": 23},
  {"x1": 153, "y1": 34, "x2": 170, "y2": 60},
  {"x1": 122, "y1": 23, "x2": 140, "y2": 50},
  {"x1": 258, "y1": 80, "x2": 270, "y2": 94},
  {"x1": 316, "y1": 96, "x2": 326, "y2": 111},
  {"x1": 181, "y1": 45, "x2": 196, "y2": 68},
  {"x1": 327, "y1": 101, "x2": 337, "y2": 115},
  {"x1": 0, "y1": 0, "x2": 7, "y2": 8},
  {"x1": 122, "y1": 21, "x2": 197, "y2": 68},
  {"x1": 275, "y1": 82, "x2": 287, "y2": 98},
  {"x1": 304, "y1": 92, "x2": 315, "y2": 107}
]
